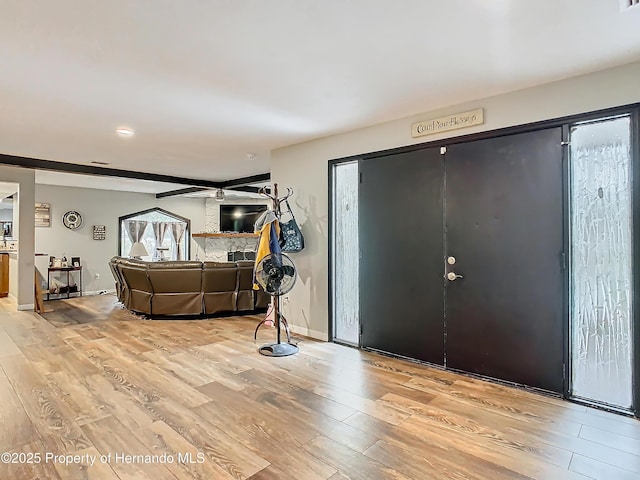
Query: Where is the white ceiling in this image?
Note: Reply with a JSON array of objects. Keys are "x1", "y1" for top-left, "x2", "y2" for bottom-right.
[
  {"x1": 1, "y1": 0, "x2": 640, "y2": 185},
  {"x1": 35, "y1": 170, "x2": 190, "y2": 194}
]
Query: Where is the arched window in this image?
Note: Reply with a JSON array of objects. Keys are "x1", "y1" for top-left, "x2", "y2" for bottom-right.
[{"x1": 118, "y1": 208, "x2": 190, "y2": 261}]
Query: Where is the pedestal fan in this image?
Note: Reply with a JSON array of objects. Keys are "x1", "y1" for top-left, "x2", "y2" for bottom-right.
[{"x1": 254, "y1": 252, "x2": 298, "y2": 356}]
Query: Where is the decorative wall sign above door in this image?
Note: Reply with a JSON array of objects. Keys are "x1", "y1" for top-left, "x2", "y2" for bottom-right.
[{"x1": 411, "y1": 108, "x2": 484, "y2": 138}]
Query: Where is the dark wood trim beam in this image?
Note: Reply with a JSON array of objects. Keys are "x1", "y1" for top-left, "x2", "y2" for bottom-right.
[
  {"x1": 219, "y1": 173, "x2": 270, "y2": 188},
  {"x1": 0, "y1": 153, "x2": 271, "y2": 195},
  {"x1": 156, "y1": 185, "x2": 268, "y2": 198},
  {"x1": 0, "y1": 153, "x2": 225, "y2": 188},
  {"x1": 156, "y1": 187, "x2": 209, "y2": 199},
  {"x1": 227, "y1": 185, "x2": 265, "y2": 194}
]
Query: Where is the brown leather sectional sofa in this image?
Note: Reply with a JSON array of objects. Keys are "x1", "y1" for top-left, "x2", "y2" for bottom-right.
[{"x1": 109, "y1": 257, "x2": 270, "y2": 316}]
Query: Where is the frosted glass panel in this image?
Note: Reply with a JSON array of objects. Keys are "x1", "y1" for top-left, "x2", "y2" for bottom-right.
[
  {"x1": 570, "y1": 116, "x2": 633, "y2": 409},
  {"x1": 333, "y1": 162, "x2": 360, "y2": 344}
]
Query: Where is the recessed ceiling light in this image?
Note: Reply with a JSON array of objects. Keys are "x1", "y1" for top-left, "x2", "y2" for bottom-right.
[
  {"x1": 247, "y1": 153, "x2": 256, "y2": 160},
  {"x1": 116, "y1": 127, "x2": 135, "y2": 137}
]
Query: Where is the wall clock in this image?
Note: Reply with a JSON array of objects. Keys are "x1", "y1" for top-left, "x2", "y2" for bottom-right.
[{"x1": 62, "y1": 211, "x2": 83, "y2": 230}]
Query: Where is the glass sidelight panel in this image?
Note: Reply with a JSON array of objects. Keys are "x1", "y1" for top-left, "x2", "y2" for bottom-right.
[
  {"x1": 332, "y1": 161, "x2": 360, "y2": 344},
  {"x1": 570, "y1": 115, "x2": 633, "y2": 409}
]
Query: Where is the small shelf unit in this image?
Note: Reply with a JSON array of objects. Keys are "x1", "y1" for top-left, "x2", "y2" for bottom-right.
[{"x1": 47, "y1": 266, "x2": 83, "y2": 300}]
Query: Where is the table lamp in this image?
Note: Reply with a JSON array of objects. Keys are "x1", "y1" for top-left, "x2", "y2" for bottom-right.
[{"x1": 129, "y1": 242, "x2": 148, "y2": 260}]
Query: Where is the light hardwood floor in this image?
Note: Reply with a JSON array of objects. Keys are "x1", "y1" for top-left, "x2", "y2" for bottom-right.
[{"x1": 0, "y1": 294, "x2": 639, "y2": 480}]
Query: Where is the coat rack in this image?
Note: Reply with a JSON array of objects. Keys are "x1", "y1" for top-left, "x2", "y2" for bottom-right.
[{"x1": 255, "y1": 183, "x2": 299, "y2": 357}]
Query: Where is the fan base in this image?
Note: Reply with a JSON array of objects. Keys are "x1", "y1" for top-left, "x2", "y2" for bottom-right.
[{"x1": 258, "y1": 342, "x2": 299, "y2": 357}]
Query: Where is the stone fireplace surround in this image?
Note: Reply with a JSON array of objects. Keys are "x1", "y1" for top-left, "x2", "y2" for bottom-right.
[{"x1": 197, "y1": 198, "x2": 265, "y2": 262}]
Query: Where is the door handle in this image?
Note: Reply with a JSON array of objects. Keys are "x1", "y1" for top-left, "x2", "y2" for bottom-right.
[{"x1": 446, "y1": 272, "x2": 463, "y2": 281}]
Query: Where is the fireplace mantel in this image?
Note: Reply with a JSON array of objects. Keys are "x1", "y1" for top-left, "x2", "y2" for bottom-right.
[{"x1": 193, "y1": 233, "x2": 259, "y2": 238}]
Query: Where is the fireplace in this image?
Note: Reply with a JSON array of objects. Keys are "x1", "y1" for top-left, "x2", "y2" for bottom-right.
[{"x1": 227, "y1": 251, "x2": 256, "y2": 262}]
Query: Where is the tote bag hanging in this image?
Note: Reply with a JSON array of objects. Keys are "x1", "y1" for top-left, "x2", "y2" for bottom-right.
[{"x1": 281, "y1": 199, "x2": 305, "y2": 252}]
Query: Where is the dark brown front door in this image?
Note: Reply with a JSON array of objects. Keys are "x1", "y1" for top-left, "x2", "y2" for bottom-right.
[
  {"x1": 359, "y1": 147, "x2": 445, "y2": 364},
  {"x1": 444, "y1": 128, "x2": 564, "y2": 392},
  {"x1": 358, "y1": 127, "x2": 565, "y2": 393}
]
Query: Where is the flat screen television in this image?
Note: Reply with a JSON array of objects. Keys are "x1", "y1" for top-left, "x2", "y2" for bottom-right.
[{"x1": 219, "y1": 204, "x2": 268, "y2": 233}]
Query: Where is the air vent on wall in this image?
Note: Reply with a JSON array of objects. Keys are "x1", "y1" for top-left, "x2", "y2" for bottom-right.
[
  {"x1": 620, "y1": 0, "x2": 640, "y2": 11},
  {"x1": 90, "y1": 161, "x2": 110, "y2": 165}
]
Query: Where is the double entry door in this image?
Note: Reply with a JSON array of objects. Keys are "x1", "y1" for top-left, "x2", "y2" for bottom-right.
[{"x1": 359, "y1": 127, "x2": 565, "y2": 393}]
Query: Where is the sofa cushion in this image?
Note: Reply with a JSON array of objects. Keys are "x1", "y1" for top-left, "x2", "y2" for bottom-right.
[
  {"x1": 152, "y1": 293, "x2": 203, "y2": 316},
  {"x1": 202, "y1": 262, "x2": 237, "y2": 314},
  {"x1": 147, "y1": 261, "x2": 203, "y2": 293},
  {"x1": 146, "y1": 261, "x2": 203, "y2": 315},
  {"x1": 236, "y1": 261, "x2": 255, "y2": 311},
  {"x1": 202, "y1": 262, "x2": 237, "y2": 290},
  {"x1": 117, "y1": 259, "x2": 153, "y2": 314}
]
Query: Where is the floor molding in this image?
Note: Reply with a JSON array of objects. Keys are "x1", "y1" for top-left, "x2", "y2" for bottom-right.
[
  {"x1": 289, "y1": 324, "x2": 328, "y2": 341},
  {"x1": 83, "y1": 289, "x2": 116, "y2": 296}
]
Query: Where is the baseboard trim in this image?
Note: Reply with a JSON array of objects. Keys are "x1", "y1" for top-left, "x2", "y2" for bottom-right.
[
  {"x1": 289, "y1": 324, "x2": 328, "y2": 341},
  {"x1": 17, "y1": 303, "x2": 35, "y2": 311},
  {"x1": 83, "y1": 289, "x2": 116, "y2": 296}
]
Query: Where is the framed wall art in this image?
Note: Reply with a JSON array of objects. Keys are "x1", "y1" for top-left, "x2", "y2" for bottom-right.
[
  {"x1": 93, "y1": 225, "x2": 106, "y2": 240},
  {"x1": 35, "y1": 203, "x2": 51, "y2": 227}
]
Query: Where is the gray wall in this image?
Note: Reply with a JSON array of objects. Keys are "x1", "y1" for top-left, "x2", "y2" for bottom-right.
[{"x1": 35, "y1": 184, "x2": 206, "y2": 294}]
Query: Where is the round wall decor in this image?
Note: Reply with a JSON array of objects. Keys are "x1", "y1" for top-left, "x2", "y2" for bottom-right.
[{"x1": 62, "y1": 211, "x2": 83, "y2": 230}]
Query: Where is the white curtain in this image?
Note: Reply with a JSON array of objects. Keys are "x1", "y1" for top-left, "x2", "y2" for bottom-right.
[
  {"x1": 170, "y1": 222, "x2": 187, "y2": 260},
  {"x1": 126, "y1": 220, "x2": 148, "y2": 243},
  {"x1": 152, "y1": 222, "x2": 170, "y2": 260}
]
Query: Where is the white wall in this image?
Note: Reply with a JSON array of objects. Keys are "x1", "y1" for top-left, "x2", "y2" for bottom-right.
[
  {"x1": 35, "y1": 184, "x2": 206, "y2": 294},
  {"x1": 271, "y1": 60, "x2": 640, "y2": 341},
  {"x1": 0, "y1": 166, "x2": 35, "y2": 309}
]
